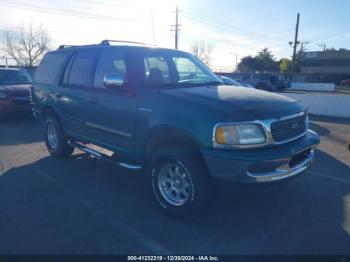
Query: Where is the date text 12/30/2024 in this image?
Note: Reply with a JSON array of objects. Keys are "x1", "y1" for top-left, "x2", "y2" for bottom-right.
[{"x1": 127, "y1": 256, "x2": 220, "y2": 261}]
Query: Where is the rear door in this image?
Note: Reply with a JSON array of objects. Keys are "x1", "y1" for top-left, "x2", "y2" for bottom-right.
[
  {"x1": 86, "y1": 47, "x2": 138, "y2": 151},
  {"x1": 56, "y1": 48, "x2": 99, "y2": 138}
]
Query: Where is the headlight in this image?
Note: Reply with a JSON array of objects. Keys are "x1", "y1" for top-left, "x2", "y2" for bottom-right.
[
  {"x1": 0, "y1": 91, "x2": 7, "y2": 99},
  {"x1": 214, "y1": 123, "x2": 266, "y2": 146}
]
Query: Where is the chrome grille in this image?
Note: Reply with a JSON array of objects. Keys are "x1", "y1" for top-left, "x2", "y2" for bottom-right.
[{"x1": 270, "y1": 114, "x2": 307, "y2": 143}]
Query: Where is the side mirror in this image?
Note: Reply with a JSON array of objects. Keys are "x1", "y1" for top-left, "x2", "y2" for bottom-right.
[{"x1": 103, "y1": 73, "x2": 125, "y2": 89}]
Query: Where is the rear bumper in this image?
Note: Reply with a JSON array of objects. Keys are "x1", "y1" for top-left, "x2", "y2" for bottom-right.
[
  {"x1": 201, "y1": 129, "x2": 320, "y2": 184},
  {"x1": 0, "y1": 98, "x2": 31, "y2": 116}
]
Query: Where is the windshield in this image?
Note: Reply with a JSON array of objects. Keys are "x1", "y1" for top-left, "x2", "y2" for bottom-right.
[
  {"x1": 139, "y1": 50, "x2": 222, "y2": 88},
  {"x1": 0, "y1": 70, "x2": 33, "y2": 85},
  {"x1": 219, "y1": 76, "x2": 241, "y2": 86}
]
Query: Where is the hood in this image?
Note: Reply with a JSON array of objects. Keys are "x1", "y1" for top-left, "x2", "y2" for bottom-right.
[
  {"x1": 0, "y1": 84, "x2": 31, "y2": 96},
  {"x1": 161, "y1": 85, "x2": 305, "y2": 120}
]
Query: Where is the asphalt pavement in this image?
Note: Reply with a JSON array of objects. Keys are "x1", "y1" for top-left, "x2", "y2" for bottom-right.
[{"x1": 0, "y1": 115, "x2": 349, "y2": 255}]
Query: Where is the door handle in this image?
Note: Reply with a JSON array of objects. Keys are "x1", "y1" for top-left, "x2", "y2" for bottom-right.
[{"x1": 88, "y1": 98, "x2": 99, "y2": 105}]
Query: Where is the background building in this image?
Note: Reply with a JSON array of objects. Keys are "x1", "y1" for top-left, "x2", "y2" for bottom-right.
[{"x1": 299, "y1": 50, "x2": 350, "y2": 83}]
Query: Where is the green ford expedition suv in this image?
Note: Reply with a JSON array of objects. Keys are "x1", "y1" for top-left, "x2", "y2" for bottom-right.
[{"x1": 31, "y1": 40, "x2": 320, "y2": 219}]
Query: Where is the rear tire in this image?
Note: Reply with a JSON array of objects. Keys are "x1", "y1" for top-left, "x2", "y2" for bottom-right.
[
  {"x1": 148, "y1": 146, "x2": 214, "y2": 220},
  {"x1": 44, "y1": 115, "x2": 74, "y2": 158}
]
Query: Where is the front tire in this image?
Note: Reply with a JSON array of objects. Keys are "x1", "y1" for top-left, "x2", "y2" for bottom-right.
[
  {"x1": 148, "y1": 147, "x2": 214, "y2": 220},
  {"x1": 44, "y1": 115, "x2": 74, "y2": 158}
]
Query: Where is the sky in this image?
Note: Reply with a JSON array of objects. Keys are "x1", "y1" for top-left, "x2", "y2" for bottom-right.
[{"x1": 0, "y1": 0, "x2": 349, "y2": 71}]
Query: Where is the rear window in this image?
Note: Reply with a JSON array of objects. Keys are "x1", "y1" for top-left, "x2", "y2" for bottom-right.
[
  {"x1": 0, "y1": 70, "x2": 32, "y2": 85},
  {"x1": 35, "y1": 52, "x2": 70, "y2": 85}
]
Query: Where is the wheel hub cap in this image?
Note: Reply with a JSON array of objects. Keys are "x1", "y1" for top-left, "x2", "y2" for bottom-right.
[
  {"x1": 158, "y1": 163, "x2": 192, "y2": 206},
  {"x1": 47, "y1": 123, "x2": 58, "y2": 150}
]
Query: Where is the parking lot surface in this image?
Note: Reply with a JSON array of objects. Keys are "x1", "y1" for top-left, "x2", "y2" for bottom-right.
[{"x1": 0, "y1": 115, "x2": 349, "y2": 255}]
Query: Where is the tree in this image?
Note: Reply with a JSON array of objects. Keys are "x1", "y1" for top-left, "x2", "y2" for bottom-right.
[
  {"x1": 237, "y1": 55, "x2": 262, "y2": 73},
  {"x1": 190, "y1": 40, "x2": 214, "y2": 66},
  {"x1": 279, "y1": 58, "x2": 291, "y2": 72},
  {"x1": 257, "y1": 48, "x2": 274, "y2": 61},
  {"x1": 0, "y1": 23, "x2": 51, "y2": 67},
  {"x1": 256, "y1": 48, "x2": 279, "y2": 71},
  {"x1": 236, "y1": 48, "x2": 279, "y2": 73}
]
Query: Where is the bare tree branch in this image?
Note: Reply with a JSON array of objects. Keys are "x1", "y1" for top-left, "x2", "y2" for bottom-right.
[
  {"x1": 0, "y1": 22, "x2": 51, "y2": 67},
  {"x1": 190, "y1": 40, "x2": 214, "y2": 66}
]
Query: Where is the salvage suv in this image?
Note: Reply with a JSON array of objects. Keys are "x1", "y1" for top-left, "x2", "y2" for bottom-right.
[{"x1": 31, "y1": 40, "x2": 320, "y2": 218}]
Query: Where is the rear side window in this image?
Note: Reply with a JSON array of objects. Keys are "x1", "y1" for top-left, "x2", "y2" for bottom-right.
[
  {"x1": 94, "y1": 49, "x2": 127, "y2": 88},
  {"x1": 35, "y1": 52, "x2": 70, "y2": 85},
  {"x1": 68, "y1": 50, "x2": 97, "y2": 87}
]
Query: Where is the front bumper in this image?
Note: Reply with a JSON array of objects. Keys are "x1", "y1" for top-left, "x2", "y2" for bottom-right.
[{"x1": 201, "y1": 129, "x2": 320, "y2": 183}]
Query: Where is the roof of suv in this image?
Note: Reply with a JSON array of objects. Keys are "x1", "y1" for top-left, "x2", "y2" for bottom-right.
[{"x1": 53, "y1": 39, "x2": 187, "y2": 55}]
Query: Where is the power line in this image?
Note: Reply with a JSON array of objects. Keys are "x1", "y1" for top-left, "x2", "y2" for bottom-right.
[
  {"x1": 183, "y1": 12, "x2": 287, "y2": 43},
  {"x1": 181, "y1": 34, "x2": 263, "y2": 51},
  {"x1": 70, "y1": 0, "x2": 134, "y2": 9},
  {"x1": 183, "y1": 8, "x2": 291, "y2": 42},
  {"x1": 0, "y1": 0, "x2": 133, "y2": 22}
]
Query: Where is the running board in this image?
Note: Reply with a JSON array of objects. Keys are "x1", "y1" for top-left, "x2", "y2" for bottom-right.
[{"x1": 68, "y1": 141, "x2": 143, "y2": 170}]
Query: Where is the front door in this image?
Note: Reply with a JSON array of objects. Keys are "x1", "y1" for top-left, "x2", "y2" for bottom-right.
[{"x1": 85, "y1": 48, "x2": 138, "y2": 152}]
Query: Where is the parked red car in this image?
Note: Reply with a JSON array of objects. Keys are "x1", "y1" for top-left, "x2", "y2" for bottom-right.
[
  {"x1": 0, "y1": 68, "x2": 32, "y2": 117},
  {"x1": 341, "y1": 79, "x2": 350, "y2": 86}
]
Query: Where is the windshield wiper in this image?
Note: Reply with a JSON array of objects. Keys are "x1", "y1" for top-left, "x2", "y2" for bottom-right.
[{"x1": 151, "y1": 81, "x2": 223, "y2": 89}]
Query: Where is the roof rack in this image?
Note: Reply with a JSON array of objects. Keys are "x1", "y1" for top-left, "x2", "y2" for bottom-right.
[
  {"x1": 57, "y1": 40, "x2": 147, "y2": 50},
  {"x1": 57, "y1": 45, "x2": 79, "y2": 50},
  {"x1": 100, "y1": 40, "x2": 146, "y2": 46}
]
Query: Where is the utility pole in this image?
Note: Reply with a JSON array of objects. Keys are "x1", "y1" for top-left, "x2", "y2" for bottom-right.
[
  {"x1": 291, "y1": 13, "x2": 300, "y2": 79},
  {"x1": 319, "y1": 43, "x2": 327, "y2": 51},
  {"x1": 151, "y1": 11, "x2": 156, "y2": 46},
  {"x1": 300, "y1": 41, "x2": 310, "y2": 53},
  {"x1": 1, "y1": 56, "x2": 8, "y2": 68},
  {"x1": 171, "y1": 6, "x2": 181, "y2": 49}
]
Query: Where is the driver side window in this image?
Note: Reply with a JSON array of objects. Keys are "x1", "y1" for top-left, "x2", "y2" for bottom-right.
[
  {"x1": 144, "y1": 56, "x2": 171, "y2": 85},
  {"x1": 94, "y1": 50, "x2": 127, "y2": 88}
]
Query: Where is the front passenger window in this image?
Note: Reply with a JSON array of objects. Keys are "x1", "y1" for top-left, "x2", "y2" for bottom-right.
[{"x1": 94, "y1": 50, "x2": 127, "y2": 88}]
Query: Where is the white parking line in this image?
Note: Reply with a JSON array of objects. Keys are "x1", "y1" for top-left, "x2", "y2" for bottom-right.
[
  {"x1": 34, "y1": 168, "x2": 172, "y2": 255},
  {"x1": 308, "y1": 170, "x2": 350, "y2": 185}
]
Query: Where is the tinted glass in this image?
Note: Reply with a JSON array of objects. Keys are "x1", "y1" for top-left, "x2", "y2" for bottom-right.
[
  {"x1": 137, "y1": 50, "x2": 220, "y2": 88},
  {"x1": 94, "y1": 50, "x2": 127, "y2": 88},
  {"x1": 173, "y1": 57, "x2": 207, "y2": 82},
  {"x1": 0, "y1": 70, "x2": 32, "y2": 85},
  {"x1": 68, "y1": 50, "x2": 97, "y2": 87},
  {"x1": 144, "y1": 56, "x2": 171, "y2": 85},
  {"x1": 35, "y1": 52, "x2": 70, "y2": 85}
]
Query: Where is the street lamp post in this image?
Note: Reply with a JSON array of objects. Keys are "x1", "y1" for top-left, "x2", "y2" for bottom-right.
[
  {"x1": 1, "y1": 56, "x2": 8, "y2": 68},
  {"x1": 230, "y1": 52, "x2": 238, "y2": 72}
]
